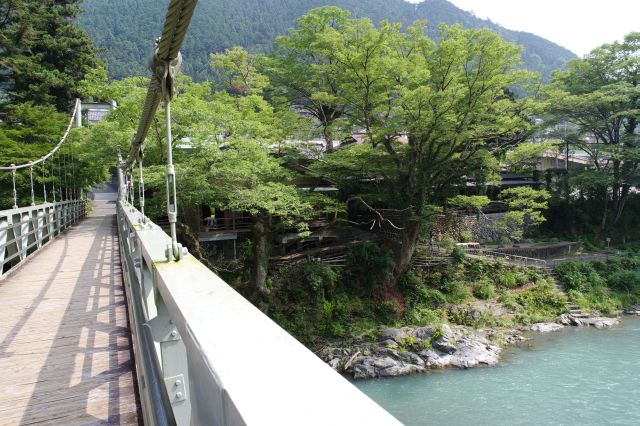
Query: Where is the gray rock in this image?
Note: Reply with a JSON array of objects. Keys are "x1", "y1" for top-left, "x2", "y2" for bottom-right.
[
  {"x1": 352, "y1": 363, "x2": 376, "y2": 380},
  {"x1": 586, "y1": 317, "x2": 620, "y2": 329},
  {"x1": 328, "y1": 358, "x2": 340, "y2": 370},
  {"x1": 380, "y1": 327, "x2": 408, "y2": 343},
  {"x1": 379, "y1": 339, "x2": 398, "y2": 348},
  {"x1": 413, "y1": 326, "x2": 435, "y2": 339},
  {"x1": 530, "y1": 323, "x2": 564, "y2": 333},
  {"x1": 432, "y1": 337, "x2": 457, "y2": 354},
  {"x1": 560, "y1": 314, "x2": 618, "y2": 328},
  {"x1": 373, "y1": 356, "x2": 398, "y2": 369},
  {"x1": 398, "y1": 351, "x2": 425, "y2": 366},
  {"x1": 623, "y1": 305, "x2": 640, "y2": 315},
  {"x1": 449, "y1": 338, "x2": 500, "y2": 368},
  {"x1": 378, "y1": 364, "x2": 414, "y2": 377}
]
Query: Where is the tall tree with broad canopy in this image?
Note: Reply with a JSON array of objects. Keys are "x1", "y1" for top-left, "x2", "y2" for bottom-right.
[
  {"x1": 260, "y1": 7, "x2": 350, "y2": 153},
  {"x1": 85, "y1": 67, "x2": 335, "y2": 299},
  {"x1": 275, "y1": 7, "x2": 539, "y2": 293},
  {"x1": 0, "y1": 0, "x2": 102, "y2": 111},
  {"x1": 546, "y1": 33, "x2": 640, "y2": 233}
]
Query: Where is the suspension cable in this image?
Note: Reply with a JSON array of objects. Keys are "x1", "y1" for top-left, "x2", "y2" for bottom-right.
[
  {"x1": 138, "y1": 153, "x2": 146, "y2": 220},
  {"x1": 120, "y1": 0, "x2": 197, "y2": 262},
  {"x1": 63, "y1": 151, "x2": 68, "y2": 201},
  {"x1": 164, "y1": 100, "x2": 179, "y2": 259},
  {"x1": 58, "y1": 153, "x2": 63, "y2": 201},
  {"x1": 11, "y1": 165, "x2": 17, "y2": 209},
  {"x1": 29, "y1": 164, "x2": 35, "y2": 206},
  {"x1": 71, "y1": 150, "x2": 76, "y2": 200},
  {"x1": 51, "y1": 158, "x2": 56, "y2": 203},
  {"x1": 0, "y1": 99, "x2": 81, "y2": 171},
  {"x1": 42, "y1": 159, "x2": 47, "y2": 203}
]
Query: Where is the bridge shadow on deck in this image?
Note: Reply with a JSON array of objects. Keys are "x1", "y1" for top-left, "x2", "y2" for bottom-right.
[{"x1": 0, "y1": 201, "x2": 140, "y2": 425}]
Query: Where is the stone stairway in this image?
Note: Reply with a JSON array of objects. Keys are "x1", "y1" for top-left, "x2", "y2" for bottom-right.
[{"x1": 546, "y1": 269, "x2": 589, "y2": 319}]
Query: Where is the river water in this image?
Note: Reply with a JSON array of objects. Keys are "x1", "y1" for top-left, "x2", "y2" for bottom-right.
[{"x1": 354, "y1": 317, "x2": 640, "y2": 425}]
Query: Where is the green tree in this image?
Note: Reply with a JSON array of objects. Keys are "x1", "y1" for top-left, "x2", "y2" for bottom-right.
[
  {"x1": 87, "y1": 70, "x2": 334, "y2": 298},
  {"x1": 546, "y1": 33, "x2": 640, "y2": 233},
  {"x1": 288, "y1": 8, "x2": 538, "y2": 290},
  {"x1": 499, "y1": 187, "x2": 550, "y2": 242},
  {"x1": 0, "y1": 0, "x2": 103, "y2": 111},
  {"x1": 262, "y1": 7, "x2": 351, "y2": 153}
]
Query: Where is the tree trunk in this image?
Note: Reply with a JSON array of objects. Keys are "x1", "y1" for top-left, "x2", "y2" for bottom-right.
[
  {"x1": 599, "y1": 189, "x2": 609, "y2": 238},
  {"x1": 322, "y1": 126, "x2": 334, "y2": 153},
  {"x1": 250, "y1": 216, "x2": 270, "y2": 297},
  {"x1": 389, "y1": 220, "x2": 422, "y2": 286},
  {"x1": 612, "y1": 159, "x2": 621, "y2": 216}
]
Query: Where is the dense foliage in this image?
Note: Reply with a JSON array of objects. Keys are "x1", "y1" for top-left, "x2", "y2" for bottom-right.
[
  {"x1": 78, "y1": 0, "x2": 575, "y2": 82},
  {"x1": 270, "y1": 250, "x2": 564, "y2": 347},
  {"x1": 542, "y1": 33, "x2": 640, "y2": 242},
  {"x1": 0, "y1": 0, "x2": 104, "y2": 208},
  {"x1": 0, "y1": 0, "x2": 102, "y2": 111},
  {"x1": 555, "y1": 252, "x2": 640, "y2": 315}
]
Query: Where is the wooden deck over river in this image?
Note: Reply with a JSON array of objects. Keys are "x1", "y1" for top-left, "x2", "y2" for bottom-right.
[{"x1": 0, "y1": 198, "x2": 139, "y2": 425}]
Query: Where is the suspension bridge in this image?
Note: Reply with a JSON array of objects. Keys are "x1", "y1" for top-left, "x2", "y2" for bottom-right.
[{"x1": 0, "y1": 1, "x2": 400, "y2": 425}]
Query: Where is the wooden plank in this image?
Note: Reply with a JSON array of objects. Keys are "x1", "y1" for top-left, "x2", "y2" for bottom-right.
[{"x1": 0, "y1": 200, "x2": 139, "y2": 425}]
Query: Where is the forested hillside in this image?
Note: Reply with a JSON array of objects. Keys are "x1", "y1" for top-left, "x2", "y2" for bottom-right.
[{"x1": 79, "y1": 0, "x2": 576, "y2": 81}]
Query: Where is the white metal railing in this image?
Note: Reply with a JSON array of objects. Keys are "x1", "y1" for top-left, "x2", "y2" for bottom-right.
[
  {"x1": 0, "y1": 200, "x2": 87, "y2": 278},
  {"x1": 116, "y1": 189, "x2": 401, "y2": 425}
]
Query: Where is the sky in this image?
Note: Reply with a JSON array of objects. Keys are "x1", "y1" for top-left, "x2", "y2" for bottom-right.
[{"x1": 405, "y1": 0, "x2": 639, "y2": 56}]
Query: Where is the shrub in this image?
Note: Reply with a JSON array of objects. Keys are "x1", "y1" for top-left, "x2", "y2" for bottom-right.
[
  {"x1": 406, "y1": 286, "x2": 447, "y2": 307},
  {"x1": 554, "y1": 260, "x2": 605, "y2": 292},
  {"x1": 473, "y1": 279, "x2": 496, "y2": 300},
  {"x1": 404, "y1": 306, "x2": 446, "y2": 326},
  {"x1": 607, "y1": 270, "x2": 640, "y2": 293},
  {"x1": 451, "y1": 246, "x2": 466, "y2": 262},
  {"x1": 441, "y1": 279, "x2": 472, "y2": 303},
  {"x1": 345, "y1": 242, "x2": 395, "y2": 294},
  {"x1": 459, "y1": 231, "x2": 474, "y2": 243},
  {"x1": 302, "y1": 260, "x2": 339, "y2": 297}
]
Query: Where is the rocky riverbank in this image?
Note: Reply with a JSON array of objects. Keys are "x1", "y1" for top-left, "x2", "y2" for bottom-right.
[
  {"x1": 318, "y1": 324, "x2": 525, "y2": 380},
  {"x1": 318, "y1": 312, "x2": 625, "y2": 379}
]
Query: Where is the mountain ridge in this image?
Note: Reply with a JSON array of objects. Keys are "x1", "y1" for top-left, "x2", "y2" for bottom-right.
[{"x1": 79, "y1": 0, "x2": 576, "y2": 81}]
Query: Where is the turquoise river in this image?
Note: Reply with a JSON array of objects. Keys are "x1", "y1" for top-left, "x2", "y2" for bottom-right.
[{"x1": 354, "y1": 317, "x2": 640, "y2": 425}]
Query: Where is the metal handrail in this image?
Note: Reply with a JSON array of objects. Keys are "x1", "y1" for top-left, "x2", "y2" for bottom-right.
[
  {"x1": 116, "y1": 183, "x2": 400, "y2": 425},
  {"x1": 0, "y1": 200, "x2": 87, "y2": 278}
]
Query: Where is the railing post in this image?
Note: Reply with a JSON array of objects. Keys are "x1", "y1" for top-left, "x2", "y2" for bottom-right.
[
  {"x1": 75, "y1": 98, "x2": 82, "y2": 128},
  {"x1": 19, "y1": 213, "x2": 29, "y2": 261},
  {"x1": 0, "y1": 217, "x2": 7, "y2": 275},
  {"x1": 11, "y1": 165, "x2": 18, "y2": 209},
  {"x1": 148, "y1": 297, "x2": 191, "y2": 425}
]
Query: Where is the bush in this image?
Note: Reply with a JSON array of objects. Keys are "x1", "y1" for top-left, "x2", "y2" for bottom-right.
[
  {"x1": 513, "y1": 282, "x2": 566, "y2": 324},
  {"x1": 302, "y1": 260, "x2": 339, "y2": 297},
  {"x1": 441, "y1": 279, "x2": 472, "y2": 303},
  {"x1": 473, "y1": 279, "x2": 496, "y2": 300},
  {"x1": 554, "y1": 260, "x2": 605, "y2": 292},
  {"x1": 404, "y1": 306, "x2": 446, "y2": 326},
  {"x1": 607, "y1": 270, "x2": 640, "y2": 292},
  {"x1": 459, "y1": 231, "x2": 474, "y2": 243},
  {"x1": 451, "y1": 246, "x2": 466, "y2": 262},
  {"x1": 406, "y1": 286, "x2": 448, "y2": 307},
  {"x1": 345, "y1": 242, "x2": 395, "y2": 294},
  {"x1": 494, "y1": 269, "x2": 527, "y2": 289}
]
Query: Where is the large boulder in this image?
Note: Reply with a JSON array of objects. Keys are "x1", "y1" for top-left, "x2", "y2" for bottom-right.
[
  {"x1": 530, "y1": 323, "x2": 564, "y2": 333},
  {"x1": 379, "y1": 327, "x2": 409, "y2": 343}
]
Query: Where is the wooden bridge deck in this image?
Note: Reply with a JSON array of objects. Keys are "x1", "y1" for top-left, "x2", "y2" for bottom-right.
[{"x1": 0, "y1": 199, "x2": 139, "y2": 425}]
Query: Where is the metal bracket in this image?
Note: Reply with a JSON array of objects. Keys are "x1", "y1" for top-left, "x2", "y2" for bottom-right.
[
  {"x1": 146, "y1": 316, "x2": 181, "y2": 342},
  {"x1": 164, "y1": 374, "x2": 187, "y2": 403}
]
